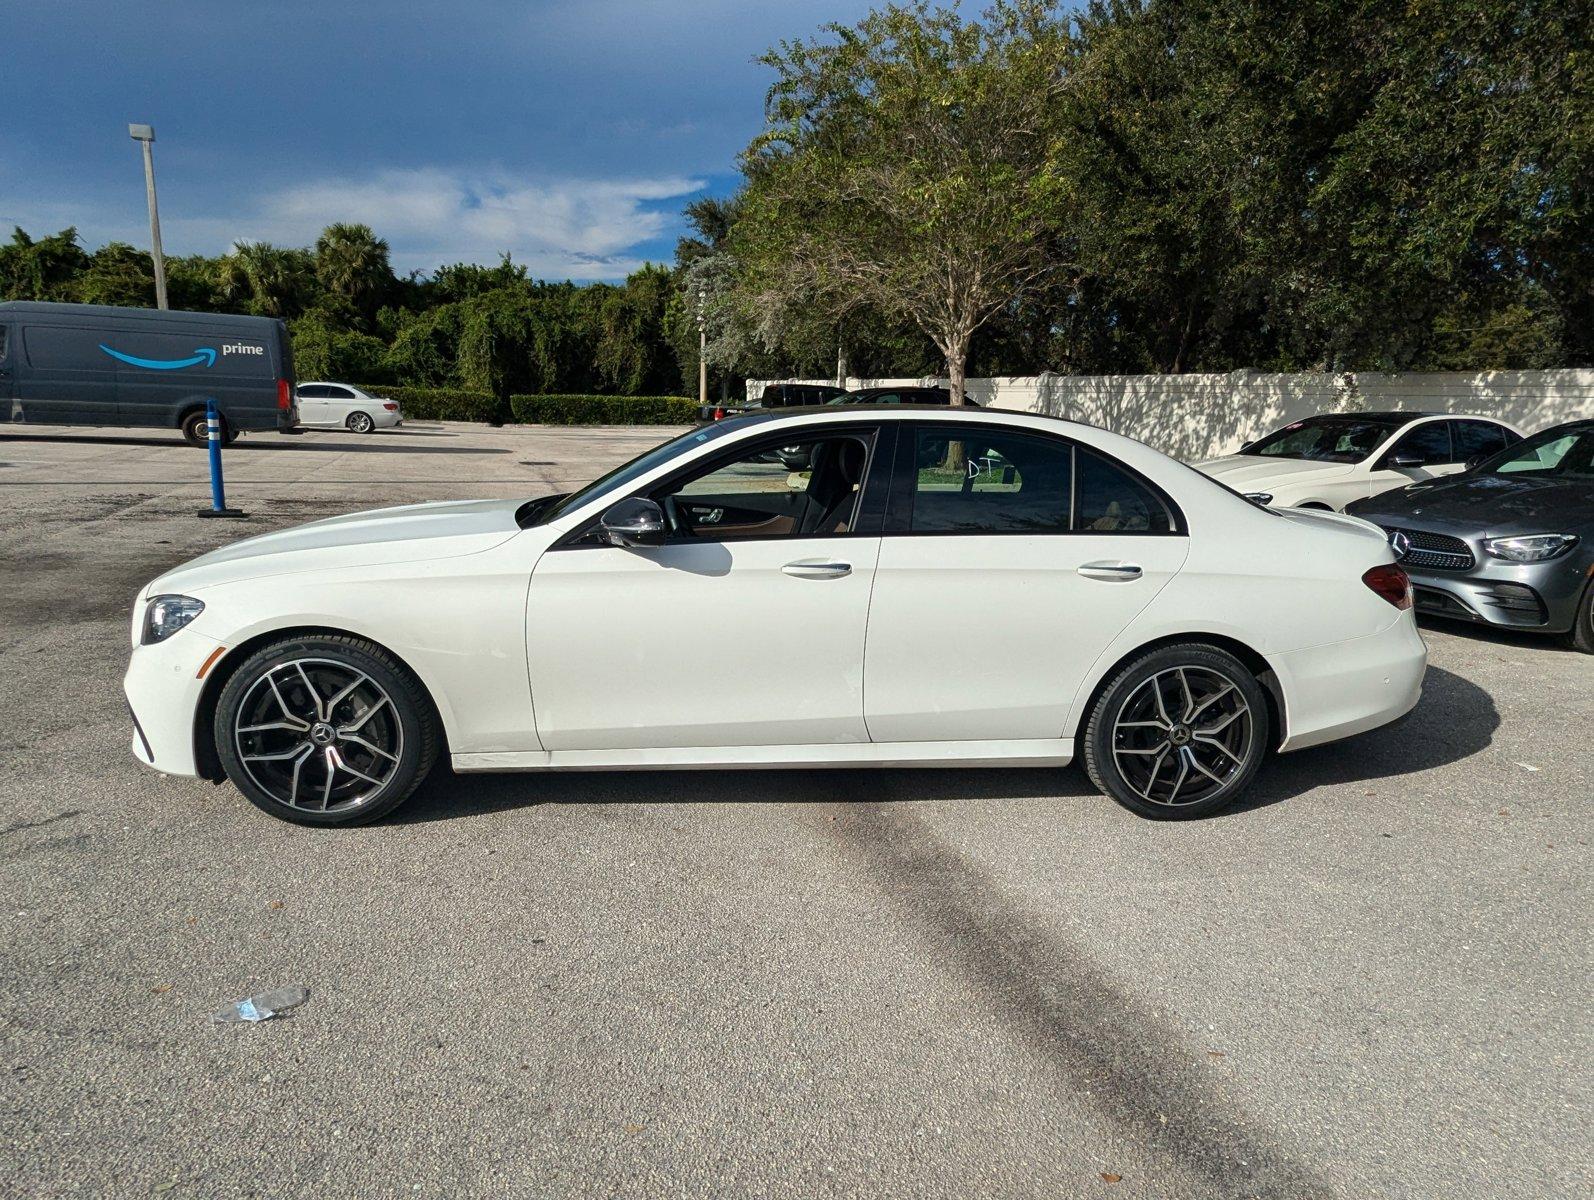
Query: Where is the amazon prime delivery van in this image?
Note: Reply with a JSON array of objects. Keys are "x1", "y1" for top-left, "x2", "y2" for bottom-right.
[{"x1": 0, "y1": 301, "x2": 297, "y2": 445}]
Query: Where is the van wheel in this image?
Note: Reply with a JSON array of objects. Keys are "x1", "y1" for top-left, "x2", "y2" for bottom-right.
[
  {"x1": 346, "y1": 411, "x2": 375, "y2": 434},
  {"x1": 181, "y1": 410, "x2": 227, "y2": 447}
]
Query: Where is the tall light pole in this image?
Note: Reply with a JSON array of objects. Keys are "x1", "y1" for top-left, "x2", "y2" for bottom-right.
[
  {"x1": 696, "y1": 287, "x2": 708, "y2": 410},
  {"x1": 128, "y1": 123, "x2": 169, "y2": 309}
]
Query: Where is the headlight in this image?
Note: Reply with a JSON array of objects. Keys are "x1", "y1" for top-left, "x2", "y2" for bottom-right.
[
  {"x1": 1483, "y1": 534, "x2": 1579, "y2": 563},
  {"x1": 142, "y1": 595, "x2": 205, "y2": 644}
]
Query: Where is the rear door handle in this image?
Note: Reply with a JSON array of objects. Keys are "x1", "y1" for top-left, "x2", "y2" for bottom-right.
[
  {"x1": 782, "y1": 560, "x2": 851, "y2": 579},
  {"x1": 1078, "y1": 561, "x2": 1143, "y2": 581}
]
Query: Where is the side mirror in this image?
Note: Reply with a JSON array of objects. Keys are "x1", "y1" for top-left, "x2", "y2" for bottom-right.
[
  {"x1": 1464, "y1": 453, "x2": 1484, "y2": 470},
  {"x1": 597, "y1": 497, "x2": 666, "y2": 548},
  {"x1": 1387, "y1": 453, "x2": 1425, "y2": 469}
]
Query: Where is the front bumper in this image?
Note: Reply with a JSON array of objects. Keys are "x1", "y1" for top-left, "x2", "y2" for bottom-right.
[
  {"x1": 1405, "y1": 557, "x2": 1588, "y2": 634},
  {"x1": 1273, "y1": 614, "x2": 1428, "y2": 753},
  {"x1": 123, "y1": 629, "x2": 222, "y2": 777}
]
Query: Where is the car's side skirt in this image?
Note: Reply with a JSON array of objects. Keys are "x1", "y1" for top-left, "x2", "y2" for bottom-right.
[{"x1": 451, "y1": 738, "x2": 1074, "y2": 773}]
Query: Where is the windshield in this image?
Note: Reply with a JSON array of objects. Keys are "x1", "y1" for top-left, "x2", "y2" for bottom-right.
[
  {"x1": 1239, "y1": 416, "x2": 1397, "y2": 464},
  {"x1": 525, "y1": 422, "x2": 741, "y2": 525},
  {"x1": 1475, "y1": 425, "x2": 1594, "y2": 479}
]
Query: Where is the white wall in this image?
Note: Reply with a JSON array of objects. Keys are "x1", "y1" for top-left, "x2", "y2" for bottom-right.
[{"x1": 747, "y1": 370, "x2": 1594, "y2": 461}]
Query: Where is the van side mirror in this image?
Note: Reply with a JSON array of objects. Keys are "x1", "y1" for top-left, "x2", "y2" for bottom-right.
[{"x1": 597, "y1": 497, "x2": 666, "y2": 548}]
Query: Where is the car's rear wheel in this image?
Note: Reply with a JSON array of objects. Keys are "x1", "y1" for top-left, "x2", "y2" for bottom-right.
[
  {"x1": 215, "y1": 635, "x2": 439, "y2": 826},
  {"x1": 1081, "y1": 644, "x2": 1270, "y2": 819},
  {"x1": 346, "y1": 411, "x2": 375, "y2": 434}
]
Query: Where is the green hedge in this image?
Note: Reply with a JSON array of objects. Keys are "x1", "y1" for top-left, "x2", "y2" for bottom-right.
[
  {"x1": 509, "y1": 394, "x2": 697, "y2": 425},
  {"x1": 353, "y1": 384, "x2": 503, "y2": 423},
  {"x1": 348, "y1": 386, "x2": 695, "y2": 426}
]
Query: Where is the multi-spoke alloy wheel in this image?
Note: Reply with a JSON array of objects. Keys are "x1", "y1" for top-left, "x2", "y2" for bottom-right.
[
  {"x1": 1110, "y1": 667, "x2": 1251, "y2": 807},
  {"x1": 1082, "y1": 644, "x2": 1270, "y2": 819},
  {"x1": 216, "y1": 636, "x2": 438, "y2": 825},
  {"x1": 234, "y1": 659, "x2": 402, "y2": 812}
]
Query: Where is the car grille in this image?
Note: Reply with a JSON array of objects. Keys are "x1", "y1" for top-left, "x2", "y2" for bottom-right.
[{"x1": 1381, "y1": 526, "x2": 1475, "y2": 571}]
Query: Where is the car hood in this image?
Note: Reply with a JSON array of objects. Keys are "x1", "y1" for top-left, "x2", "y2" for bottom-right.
[
  {"x1": 144, "y1": 498, "x2": 525, "y2": 596},
  {"x1": 1190, "y1": 455, "x2": 1356, "y2": 489},
  {"x1": 1348, "y1": 474, "x2": 1594, "y2": 537}
]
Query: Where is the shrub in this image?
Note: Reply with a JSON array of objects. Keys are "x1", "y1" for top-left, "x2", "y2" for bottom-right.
[
  {"x1": 352, "y1": 384, "x2": 503, "y2": 423},
  {"x1": 509, "y1": 394, "x2": 697, "y2": 425}
]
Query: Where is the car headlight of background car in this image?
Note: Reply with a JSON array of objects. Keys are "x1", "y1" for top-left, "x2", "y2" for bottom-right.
[
  {"x1": 142, "y1": 595, "x2": 205, "y2": 644},
  {"x1": 1483, "y1": 533, "x2": 1579, "y2": 563}
]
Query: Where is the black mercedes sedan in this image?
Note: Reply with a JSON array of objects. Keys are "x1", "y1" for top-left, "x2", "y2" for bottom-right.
[{"x1": 1346, "y1": 418, "x2": 1594, "y2": 653}]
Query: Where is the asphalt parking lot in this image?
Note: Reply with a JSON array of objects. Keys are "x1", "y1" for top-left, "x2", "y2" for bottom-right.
[{"x1": 1, "y1": 421, "x2": 1589, "y2": 1199}]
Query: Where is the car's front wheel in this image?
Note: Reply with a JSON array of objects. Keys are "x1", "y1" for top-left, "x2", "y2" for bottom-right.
[
  {"x1": 1571, "y1": 577, "x2": 1594, "y2": 655},
  {"x1": 1081, "y1": 643, "x2": 1270, "y2": 819},
  {"x1": 346, "y1": 411, "x2": 375, "y2": 434},
  {"x1": 215, "y1": 635, "x2": 439, "y2": 825}
]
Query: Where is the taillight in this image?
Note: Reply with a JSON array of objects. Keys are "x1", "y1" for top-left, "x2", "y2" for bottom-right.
[
  {"x1": 277, "y1": 379, "x2": 292, "y2": 410},
  {"x1": 1363, "y1": 563, "x2": 1413, "y2": 610},
  {"x1": 382, "y1": 402, "x2": 398, "y2": 411},
  {"x1": 713, "y1": 407, "x2": 725, "y2": 420}
]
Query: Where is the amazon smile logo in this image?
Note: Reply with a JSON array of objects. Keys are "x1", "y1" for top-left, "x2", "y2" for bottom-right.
[
  {"x1": 100, "y1": 344, "x2": 217, "y2": 370},
  {"x1": 98, "y1": 342, "x2": 263, "y2": 370}
]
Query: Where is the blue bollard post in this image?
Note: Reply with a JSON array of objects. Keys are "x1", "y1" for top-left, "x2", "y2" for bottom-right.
[{"x1": 196, "y1": 399, "x2": 247, "y2": 519}]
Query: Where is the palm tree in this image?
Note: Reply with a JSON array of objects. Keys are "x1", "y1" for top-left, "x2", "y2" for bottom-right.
[
  {"x1": 314, "y1": 223, "x2": 393, "y2": 319},
  {"x1": 220, "y1": 241, "x2": 315, "y2": 318}
]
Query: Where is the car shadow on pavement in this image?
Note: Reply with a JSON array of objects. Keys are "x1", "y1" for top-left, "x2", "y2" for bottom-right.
[{"x1": 396, "y1": 665, "x2": 1495, "y2": 824}]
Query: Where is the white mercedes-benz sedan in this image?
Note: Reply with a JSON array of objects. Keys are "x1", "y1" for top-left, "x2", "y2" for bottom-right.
[
  {"x1": 1193, "y1": 411, "x2": 1520, "y2": 511},
  {"x1": 124, "y1": 407, "x2": 1427, "y2": 826}
]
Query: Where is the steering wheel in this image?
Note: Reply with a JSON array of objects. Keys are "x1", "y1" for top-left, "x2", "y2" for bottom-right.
[{"x1": 662, "y1": 494, "x2": 694, "y2": 537}]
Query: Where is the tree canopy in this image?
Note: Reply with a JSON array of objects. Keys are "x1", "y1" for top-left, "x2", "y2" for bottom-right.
[{"x1": 1, "y1": 0, "x2": 1585, "y2": 399}]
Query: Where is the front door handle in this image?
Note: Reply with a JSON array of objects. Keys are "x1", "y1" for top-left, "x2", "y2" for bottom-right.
[
  {"x1": 782, "y1": 560, "x2": 852, "y2": 579},
  {"x1": 1078, "y1": 561, "x2": 1143, "y2": 581}
]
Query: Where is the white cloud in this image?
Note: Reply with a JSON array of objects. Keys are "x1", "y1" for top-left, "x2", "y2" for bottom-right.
[
  {"x1": 0, "y1": 165, "x2": 705, "y2": 282},
  {"x1": 245, "y1": 168, "x2": 706, "y2": 279}
]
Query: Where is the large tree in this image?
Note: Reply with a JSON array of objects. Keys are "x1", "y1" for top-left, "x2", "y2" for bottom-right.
[
  {"x1": 733, "y1": 1, "x2": 1072, "y2": 403},
  {"x1": 314, "y1": 223, "x2": 394, "y2": 324}
]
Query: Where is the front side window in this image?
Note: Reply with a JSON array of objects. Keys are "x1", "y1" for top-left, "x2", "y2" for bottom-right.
[
  {"x1": 531, "y1": 421, "x2": 742, "y2": 525},
  {"x1": 1385, "y1": 422, "x2": 1454, "y2": 467},
  {"x1": 1240, "y1": 417, "x2": 1397, "y2": 464},
  {"x1": 1486, "y1": 428, "x2": 1594, "y2": 479},
  {"x1": 655, "y1": 432, "x2": 874, "y2": 540}
]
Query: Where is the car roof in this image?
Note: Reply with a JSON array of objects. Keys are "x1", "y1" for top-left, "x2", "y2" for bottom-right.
[{"x1": 715, "y1": 404, "x2": 1079, "y2": 431}]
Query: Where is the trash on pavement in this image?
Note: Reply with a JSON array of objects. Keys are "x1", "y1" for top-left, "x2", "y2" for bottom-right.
[{"x1": 212, "y1": 985, "x2": 309, "y2": 1024}]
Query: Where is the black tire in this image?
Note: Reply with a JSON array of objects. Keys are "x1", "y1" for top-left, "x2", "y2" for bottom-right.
[
  {"x1": 181, "y1": 409, "x2": 225, "y2": 447},
  {"x1": 1570, "y1": 577, "x2": 1594, "y2": 654},
  {"x1": 1081, "y1": 643, "x2": 1270, "y2": 819},
  {"x1": 214, "y1": 634, "x2": 440, "y2": 826},
  {"x1": 347, "y1": 411, "x2": 375, "y2": 434}
]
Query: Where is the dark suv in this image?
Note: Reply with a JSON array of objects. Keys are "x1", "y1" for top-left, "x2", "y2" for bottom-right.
[{"x1": 830, "y1": 386, "x2": 977, "y2": 407}]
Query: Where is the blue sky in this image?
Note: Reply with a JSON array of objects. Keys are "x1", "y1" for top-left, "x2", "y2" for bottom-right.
[{"x1": 1, "y1": 1, "x2": 880, "y2": 280}]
